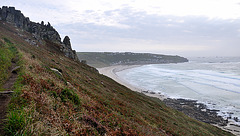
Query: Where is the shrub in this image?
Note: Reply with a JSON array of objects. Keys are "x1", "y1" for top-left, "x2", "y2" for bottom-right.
[
  {"x1": 3, "y1": 38, "x2": 13, "y2": 44},
  {"x1": 60, "y1": 88, "x2": 81, "y2": 105}
]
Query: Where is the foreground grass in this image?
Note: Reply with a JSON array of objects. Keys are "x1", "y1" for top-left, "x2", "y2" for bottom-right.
[
  {"x1": 0, "y1": 22, "x2": 234, "y2": 135},
  {"x1": 0, "y1": 38, "x2": 17, "y2": 89},
  {"x1": 0, "y1": 38, "x2": 27, "y2": 135}
]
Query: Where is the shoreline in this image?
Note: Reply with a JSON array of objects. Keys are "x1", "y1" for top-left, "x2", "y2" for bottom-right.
[
  {"x1": 98, "y1": 65, "x2": 167, "y2": 101},
  {"x1": 98, "y1": 65, "x2": 240, "y2": 135}
]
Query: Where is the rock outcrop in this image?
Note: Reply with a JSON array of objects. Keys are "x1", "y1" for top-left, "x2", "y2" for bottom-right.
[
  {"x1": 61, "y1": 36, "x2": 78, "y2": 60},
  {"x1": 0, "y1": 6, "x2": 79, "y2": 61}
]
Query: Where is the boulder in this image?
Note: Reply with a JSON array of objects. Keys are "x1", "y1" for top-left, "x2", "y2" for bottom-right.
[
  {"x1": 0, "y1": 91, "x2": 14, "y2": 95},
  {"x1": 11, "y1": 66, "x2": 20, "y2": 74},
  {"x1": 50, "y1": 68, "x2": 62, "y2": 77}
]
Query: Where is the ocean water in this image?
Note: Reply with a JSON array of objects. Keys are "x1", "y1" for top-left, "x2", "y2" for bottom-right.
[{"x1": 116, "y1": 57, "x2": 240, "y2": 124}]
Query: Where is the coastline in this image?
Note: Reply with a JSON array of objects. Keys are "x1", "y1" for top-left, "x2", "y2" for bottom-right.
[
  {"x1": 98, "y1": 65, "x2": 167, "y2": 101},
  {"x1": 98, "y1": 65, "x2": 240, "y2": 135}
]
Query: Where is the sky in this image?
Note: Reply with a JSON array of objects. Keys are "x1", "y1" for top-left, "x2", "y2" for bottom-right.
[{"x1": 1, "y1": 0, "x2": 240, "y2": 57}]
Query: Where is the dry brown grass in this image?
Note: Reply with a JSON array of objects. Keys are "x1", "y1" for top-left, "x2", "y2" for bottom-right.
[{"x1": 0, "y1": 21, "x2": 234, "y2": 136}]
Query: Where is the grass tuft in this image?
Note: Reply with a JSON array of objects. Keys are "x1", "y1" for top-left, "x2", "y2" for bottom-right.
[
  {"x1": 60, "y1": 88, "x2": 81, "y2": 105},
  {"x1": 5, "y1": 109, "x2": 26, "y2": 135}
]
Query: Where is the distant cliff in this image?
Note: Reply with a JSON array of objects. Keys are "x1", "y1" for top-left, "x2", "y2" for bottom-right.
[
  {"x1": 0, "y1": 6, "x2": 79, "y2": 61},
  {"x1": 77, "y1": 52, "x2": 188, "y2": 68}
]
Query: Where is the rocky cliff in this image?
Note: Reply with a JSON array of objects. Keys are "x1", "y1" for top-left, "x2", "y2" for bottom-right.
[{"x1": 0, "y1": 6, "x2": 79, "y2": 61}]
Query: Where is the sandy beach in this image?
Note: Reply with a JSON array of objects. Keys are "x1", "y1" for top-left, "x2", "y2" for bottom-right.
[
  {"x1": 98, "y1": 65, "x2": 240, "y2": 136},
  {"x1": 98, "y1": 65, "x2": 166, "y2": 101}
]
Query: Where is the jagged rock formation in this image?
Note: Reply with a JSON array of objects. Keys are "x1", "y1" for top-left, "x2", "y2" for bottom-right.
[
  {"x1": 0, "y1": 6, "x2": 79, "y2": 61},
  {"x1": 61, "y1": 36, "x2": 78, "y2": 61}
]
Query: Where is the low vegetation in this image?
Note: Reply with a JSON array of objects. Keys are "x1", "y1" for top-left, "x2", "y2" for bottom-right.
[
  {"x1": 77, "y1": 52, "x2": 188, "y2": 68},
  {"x1": 0, "y1": 21, "x2": 234, "y2": 135},
  {"x1": 0, "y1": 38, "x2": 17, "y2": 89}
]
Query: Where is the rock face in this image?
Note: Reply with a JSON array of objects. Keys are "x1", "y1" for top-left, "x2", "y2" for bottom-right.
[
  {"x1": 0, "y1": 6, "x2": 79, "y2": 61},
  {"x1": 61, "y1": 36, "x2": 78, "y2": 60},
  {"x1": 0, "y1": 6, "x2": 29, "y2": 29}
]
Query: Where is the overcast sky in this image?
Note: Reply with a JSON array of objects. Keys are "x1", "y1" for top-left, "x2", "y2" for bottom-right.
[{"x1": 2, "y1": 0, "x2": 240, "y2": 57}]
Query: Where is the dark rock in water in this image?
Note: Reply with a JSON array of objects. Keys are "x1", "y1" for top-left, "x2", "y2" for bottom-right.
[
  {"x1": 142, "y1": 90, "x2": 149, "y2": 93},
  {"x1": 233, "y1": 117, "x2": 239, "y2": 122},
  {"x1": 0, "y1": 6, "x2": 79, "y2": 62},
  {"x1": 163, "y1": 98, "x2": 228, "y2": 126},
  {"x1": 149, "y1": 91, "x2": 156, "y2": 94}
]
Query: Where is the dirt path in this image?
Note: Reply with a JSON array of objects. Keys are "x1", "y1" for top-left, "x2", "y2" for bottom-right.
[{"x1": 0, "y1": 59, "x2": 18, "y2": 135}]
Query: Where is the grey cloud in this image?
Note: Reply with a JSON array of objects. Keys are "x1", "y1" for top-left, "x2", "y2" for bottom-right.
[{"x1": 49, "y1": 7, "x2": 240, "y2": 56}]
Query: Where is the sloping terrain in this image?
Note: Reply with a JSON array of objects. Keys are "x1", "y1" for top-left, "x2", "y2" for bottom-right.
[
  {"x1": 77, "y1": 52, "x2": 188, "y2": 68},
  {"x1": 0, "y1": 21, "x2": 234, "y2": 136},
  {"x1": 0, "y1": 38, "x2": 19, "y2": 134}
]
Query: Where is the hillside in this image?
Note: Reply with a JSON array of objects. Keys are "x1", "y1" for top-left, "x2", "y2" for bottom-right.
[
  {"x1": 77, "y1": 52, "x2": 188, "y2": 68},
  {"x1": 0, "y1": 6, "x2": 233, "y2": 136}
]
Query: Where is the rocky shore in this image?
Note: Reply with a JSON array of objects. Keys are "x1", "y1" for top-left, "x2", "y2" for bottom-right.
[
  {"x1": 163, "y1": 98, "x2": 228, "y2": 126},
  {"x1": 98, "y1": 65, "x2": 240, "y2": 135},
  {"x1": 142, "y1": 91, "x2": 240, "y2": 135}
]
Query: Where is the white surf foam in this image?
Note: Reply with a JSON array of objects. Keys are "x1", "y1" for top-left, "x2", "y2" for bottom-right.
[{"x1": 116, "y1": 60, "x2": 240, "y2": 125}]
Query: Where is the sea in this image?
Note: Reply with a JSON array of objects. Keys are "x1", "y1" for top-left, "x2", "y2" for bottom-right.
[{"x1": 116, "y1": 57, "x2": 240, "y2": 125}]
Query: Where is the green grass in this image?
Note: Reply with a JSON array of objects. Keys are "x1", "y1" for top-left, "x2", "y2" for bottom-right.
[
  {"x1": 0, "y1": 38, "x2": 29, "y2": 135},
  {"x1": 0, "y1": 38, "x2": 30, "y2": 135},
  {"x1": 5, "y1": 108, "x2": 27, "y2": 135},
  {"x1": 77, "y1": 52, "x2": 188, "y2": 68},
  {"x1": 0, "y1": 38, "x2": 17, "y2": 87},
  {"x1": 60, "y1": 88, "x2": 81, "y2": 105}
]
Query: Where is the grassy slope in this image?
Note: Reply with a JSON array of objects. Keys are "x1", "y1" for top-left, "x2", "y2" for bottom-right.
[
  {"x1": 77, "y1": 52, "x2": 188, "y2": 68},
  {"x1": 0, "y1": 22, "x2": 233, "y2": 136},
  {"x1": 0, "y1": 38, "x2": 17, "y2": 90}
]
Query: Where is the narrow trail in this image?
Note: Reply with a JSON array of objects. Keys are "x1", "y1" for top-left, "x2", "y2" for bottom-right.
[{"x1": 0, "y1": 58, "x2": 18, "y2": 135}]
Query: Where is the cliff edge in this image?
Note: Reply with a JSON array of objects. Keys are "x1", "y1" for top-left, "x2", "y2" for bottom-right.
[{"x1": 0, "y1": 6, "x2": 79, "y2": 61}]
